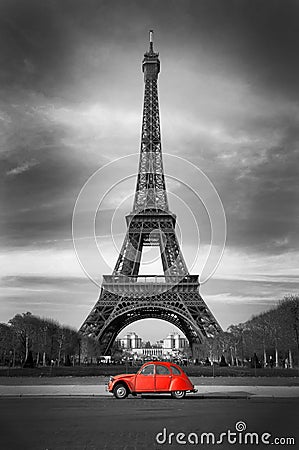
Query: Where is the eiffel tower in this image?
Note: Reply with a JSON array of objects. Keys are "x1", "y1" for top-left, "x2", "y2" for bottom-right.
[{"x1": 80, "y1": 31, "x2": 221, "y2": 355}]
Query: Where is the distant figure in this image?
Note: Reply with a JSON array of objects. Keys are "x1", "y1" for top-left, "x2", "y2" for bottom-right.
[
  {"x1": 219, "y1": 355, "x2": 228, "y2": 367},
  {"x1": 250, "y1": 353, "x2": 261, "y2": 369},
  {"x1": 284, "y1": 358, "x2": 289, "y2": 369},
  {"x1": 23, "y1": 351, "x2": 35, "y2": 368}
]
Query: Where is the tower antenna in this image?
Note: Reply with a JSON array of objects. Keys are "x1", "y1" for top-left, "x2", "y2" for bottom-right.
[{"x1": 149, "y1": 29, "x2": 154, "y2": 52}]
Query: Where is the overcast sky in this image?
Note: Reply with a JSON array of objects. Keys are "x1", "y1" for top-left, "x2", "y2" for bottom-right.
[{"x1": 1, "y1": 0, "x2": 299, "y2": 342}]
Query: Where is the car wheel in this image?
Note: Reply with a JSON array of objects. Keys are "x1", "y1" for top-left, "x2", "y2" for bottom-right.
[
  {"x1": 113, "y1": 383, "x2": 128, "y2": 399},
  {"x1": 171, "y1": 390, "x2": 186, "y2": 399}
]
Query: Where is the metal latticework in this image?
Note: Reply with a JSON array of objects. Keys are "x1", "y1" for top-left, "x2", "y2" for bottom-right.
[
  {"x1": 113, "y1": 39, "x2": 187, "y2": 277},
  {"x1": 134, "y1": 29, "x2": 167, "y2": 213},
  {"x1": 81, "y1": 276, "x2": 221, "y2": 355},
  {"x1": 112, "y1": 212, "x2": 188, "y2": 277},
  {"x1": 80, "y1": 32, "x2": 221, "y2": 355}
]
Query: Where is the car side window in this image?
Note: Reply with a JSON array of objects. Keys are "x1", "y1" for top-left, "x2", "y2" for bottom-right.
[
  {"x1": 140, "y1": 364, "x2": 154, "y2": 375},
  {"x1": 171, "y1": 365, "x2": 181, "y2": 375},
  {"x1": 156, "y1": 365, "x2": 170, "y2": 375}
]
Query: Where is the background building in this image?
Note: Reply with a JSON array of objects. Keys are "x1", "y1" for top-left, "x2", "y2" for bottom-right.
[
  {"x1": 117, "y1": 332, "x2": 142, "y2": 350},
  {"x1": 162, "y1": 332, "x2": 189, "y2": 358},
  {"x1": 116, "y1": 331, "x2": 189, "y2": 360}
]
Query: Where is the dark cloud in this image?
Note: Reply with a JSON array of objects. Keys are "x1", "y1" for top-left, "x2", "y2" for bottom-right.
[
  {"x1": 176, "y1": 0, "x2": 299, "y2": 100},
  {"x1": 1, "y1": 0, "x2": 298, "y2": 98},
  {"x1": 0, "y1": 275, "x2": 98, "y2": 327},
  {"x1": 202, "y1": 276, "x2": 299, "y2": 328},
  {"x1": 0, "y1": 0, "x2": 70, "y2": 94},
  {"x1": 0, "y1": 120, "x2": 98, "y2": 248},
  {"x1": 2, "y1": 275, "x2": 91, "y2": 290},
  {"x1": 221, "y1": 121, "x2": 299, "y2": 254}
]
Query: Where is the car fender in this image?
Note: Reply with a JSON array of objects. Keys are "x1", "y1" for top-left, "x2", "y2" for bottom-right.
[
  {"x1": 113, "y1": 378, "x2": 134, "y2": 393},
  {"x1": 170, "y1": 378, "x2": 191, "y2": 391}
]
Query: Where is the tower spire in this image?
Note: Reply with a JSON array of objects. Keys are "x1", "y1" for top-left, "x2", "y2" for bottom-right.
[
  {"x1": 149, "y1": 29, "x2": 154, "y2": 53},
  {"x1": 134, "y1": 30, "x2": 165, "y2": 212}
]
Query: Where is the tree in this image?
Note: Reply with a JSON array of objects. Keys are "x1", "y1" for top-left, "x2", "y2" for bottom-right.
[
  {"x1": 0, "y1": 323, "x2": 17, "y2": 366},
  {"x1": 227, "y1": 324, "x2": 246, "y2": 365},
  {"x1": 215, "y1": 295, "x2": 299, "y2": 368},
  {"x1": 277, "y1": 295, "x2": 299, "y2": 365},
  {"x1": 9, "y1": 312, "x2": 40, "y2": 366}
]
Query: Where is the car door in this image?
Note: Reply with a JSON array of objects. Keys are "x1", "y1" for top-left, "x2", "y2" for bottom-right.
[
  {"x1": 155, "y1": 364, "x2": 172, "y2": 391},
  {"x1": 134, "y1": 364, "x2": 155, "y2": 392}
]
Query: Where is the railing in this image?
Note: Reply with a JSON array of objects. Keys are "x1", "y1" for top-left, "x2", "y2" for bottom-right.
[
  {"x1": 102, "y1": 275, "x2": 199, "y2": 295},
  {"x1": 103, "y1": 275, "x2": 199, "y2": 284}
]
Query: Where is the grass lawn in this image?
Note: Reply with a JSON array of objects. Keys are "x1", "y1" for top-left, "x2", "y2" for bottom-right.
[{"x1": 0, "y1": 365, "x2": 298, "y2": 385}]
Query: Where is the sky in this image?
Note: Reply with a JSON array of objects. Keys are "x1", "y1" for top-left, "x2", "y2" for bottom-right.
[{"x1": 1, "y1": 0, "x2": 299, "y2": 342}]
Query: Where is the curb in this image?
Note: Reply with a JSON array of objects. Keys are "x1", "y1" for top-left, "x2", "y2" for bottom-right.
[
  {"x1": 1, "y1": 385, "x2": 299, "y2": 399},
  {"x1": 1, "y1": 393, "x2": 296, "y2": 399},
  {"x1": 0, "y1": 394, "x2": 250, "y2": 399}
]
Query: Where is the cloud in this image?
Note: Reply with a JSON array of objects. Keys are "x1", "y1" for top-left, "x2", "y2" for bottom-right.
[
  {"x1": 0, "y1": 246, "x2": 84, "y2": 277},
  {"x1": 1, "y1": 275, "x2": 92, "y2": 290},
  {"x1": 6, "y1": 159, "x2": 38, "y2": 176},
  {"x1": 202, "y1": 275, "x2": 299, "y2": 329},
  {"x1": 204, "y1": 292, "x2": 275, "y2": 306},
  {"x1": 0, "y1": 274, "x2": 98, "y2": 328}
]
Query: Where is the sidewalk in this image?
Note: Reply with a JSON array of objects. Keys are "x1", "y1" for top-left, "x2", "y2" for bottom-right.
[{"x1": 1, "y1": 385, "x2": 299, "y2": 398}]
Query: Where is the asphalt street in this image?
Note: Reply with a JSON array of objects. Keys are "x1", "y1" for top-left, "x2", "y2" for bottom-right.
[{"x1": 1, "y1": 397, "x2": 298, "y2": 450}]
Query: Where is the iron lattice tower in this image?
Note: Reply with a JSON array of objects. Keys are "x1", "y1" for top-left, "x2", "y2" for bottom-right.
[{"x1": 80, "y1": 31, "x2": 221, "y2": 355}]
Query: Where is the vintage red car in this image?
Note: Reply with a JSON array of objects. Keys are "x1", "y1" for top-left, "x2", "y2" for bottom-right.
[{"x1": 108, "y1": 361, "x2": 197, "y2": 399}]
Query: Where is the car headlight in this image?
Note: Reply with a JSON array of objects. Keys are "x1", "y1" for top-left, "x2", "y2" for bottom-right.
[{"x1": 109, "y1": 376, "x2": 114, "y2": 383}]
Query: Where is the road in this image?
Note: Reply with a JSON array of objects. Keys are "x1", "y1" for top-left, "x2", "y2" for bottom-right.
[{"x1": 1, "y1": 397, "x2": 298, "y2": 450}]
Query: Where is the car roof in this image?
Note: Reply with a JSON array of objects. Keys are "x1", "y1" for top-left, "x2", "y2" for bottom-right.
[{"x1": 143, "y1": 361, "x2": 179, "y2": 368}]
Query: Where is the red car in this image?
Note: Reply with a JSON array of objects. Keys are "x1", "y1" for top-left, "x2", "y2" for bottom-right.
[{"x1": 108, "y1": 361, "x2": 197, "y2": 399}]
